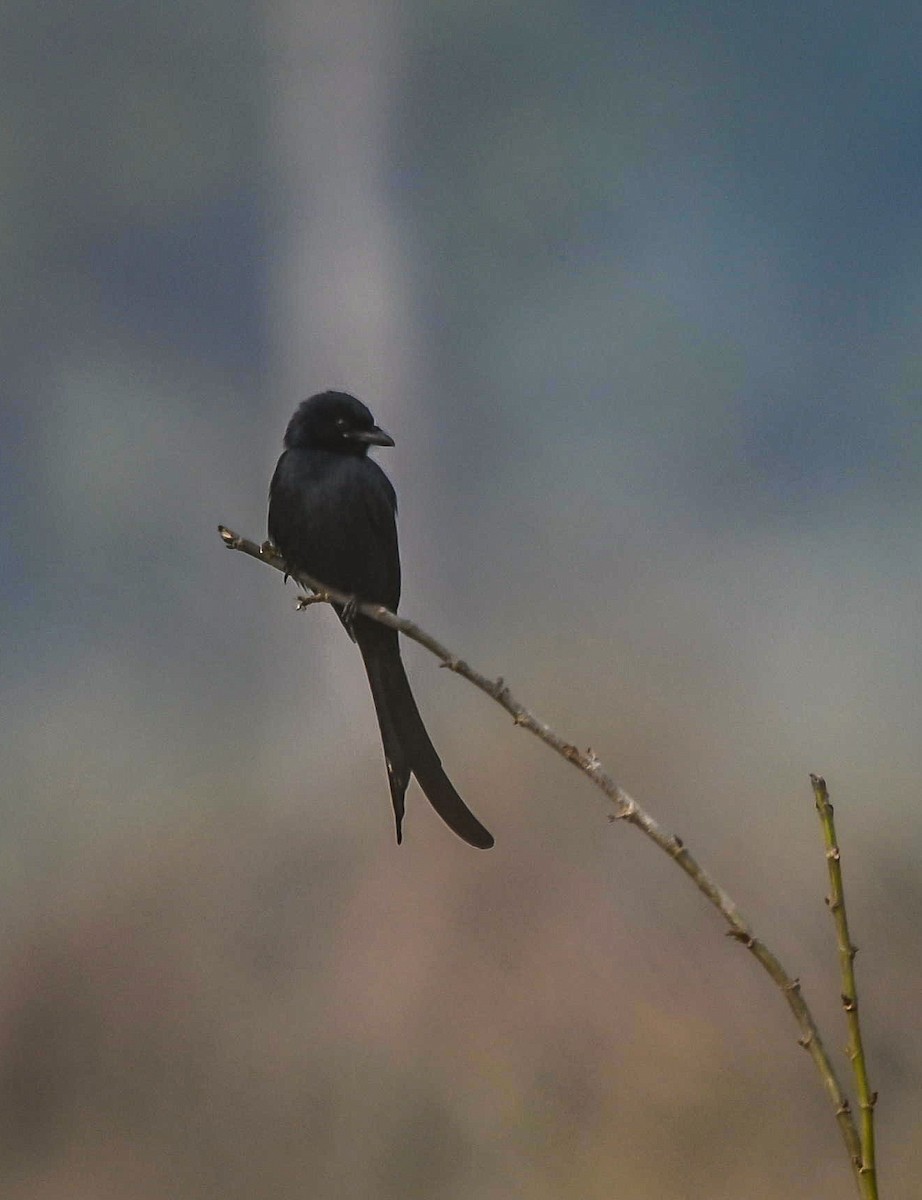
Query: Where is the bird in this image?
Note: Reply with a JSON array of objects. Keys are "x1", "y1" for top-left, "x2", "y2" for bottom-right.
[{"x1": 268, "y1": 390, "x2": 494, "y2": 850}]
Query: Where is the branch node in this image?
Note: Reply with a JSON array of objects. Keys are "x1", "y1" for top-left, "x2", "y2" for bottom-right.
[{"x1": 726, "y1": 929, "x2": 754, "y2": 948}]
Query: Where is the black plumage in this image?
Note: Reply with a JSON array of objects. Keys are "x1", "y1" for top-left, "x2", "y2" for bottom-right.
[{"x1": 268, "y1": 391, "x2": 494, "y2": 849}]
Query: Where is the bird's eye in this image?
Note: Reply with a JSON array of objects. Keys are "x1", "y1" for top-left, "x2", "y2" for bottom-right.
[{"x1": 335, "y1": 417, "x2": 347, "y2": 429}]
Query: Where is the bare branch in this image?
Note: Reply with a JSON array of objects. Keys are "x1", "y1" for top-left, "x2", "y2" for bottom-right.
[{"x1": 218, "y1": 524, "x2": 865, "y2": 1185}]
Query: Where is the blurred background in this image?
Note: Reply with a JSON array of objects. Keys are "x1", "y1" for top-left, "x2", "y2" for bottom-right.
[{"x1": 2, "y1": 1, "x2": 921, "y2": 1195}]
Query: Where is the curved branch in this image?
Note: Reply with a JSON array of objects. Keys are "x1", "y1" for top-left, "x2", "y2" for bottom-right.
[{"x1": 218, "y1": 524, "x2": 864, "y2": 1187}]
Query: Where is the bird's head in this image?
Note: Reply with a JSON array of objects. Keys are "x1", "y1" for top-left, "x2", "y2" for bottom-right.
[{"x1": 283, "y1": 391, "x2": 395, "y2": 454}]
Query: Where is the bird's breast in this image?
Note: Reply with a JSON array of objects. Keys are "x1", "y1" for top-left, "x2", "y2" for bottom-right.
[{"x1": 268, "y1": 449, "x2": 400, "y2": 608}]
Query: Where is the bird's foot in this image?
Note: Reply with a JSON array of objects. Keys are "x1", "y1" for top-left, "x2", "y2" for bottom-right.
[{"x1": 295, "y1": 592, "x2": 325, "y2": 610}]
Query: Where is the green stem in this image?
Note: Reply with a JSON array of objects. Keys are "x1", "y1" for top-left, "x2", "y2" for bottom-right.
[{"x1": 811, "y1": 775, "x2": 878, "y2": 1200}]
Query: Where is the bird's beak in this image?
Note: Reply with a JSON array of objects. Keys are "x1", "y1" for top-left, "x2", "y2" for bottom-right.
[{"x1": 347, "y1": 425, "x2": 395, "y2": 447}]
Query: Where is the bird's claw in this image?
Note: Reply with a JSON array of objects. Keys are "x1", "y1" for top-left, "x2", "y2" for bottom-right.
[{"x1": 296, "y1": 591, "x2": 327, "y2": 610}]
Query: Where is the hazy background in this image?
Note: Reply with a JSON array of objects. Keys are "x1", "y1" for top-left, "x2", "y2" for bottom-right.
[{"x1": 3, "y1": 2, "x2": 921, "y2": 1195}]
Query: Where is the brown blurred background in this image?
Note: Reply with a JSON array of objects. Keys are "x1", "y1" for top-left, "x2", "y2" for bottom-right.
[{"x1": 3, "y1": 1, "x2": 921, "y2": 1195}]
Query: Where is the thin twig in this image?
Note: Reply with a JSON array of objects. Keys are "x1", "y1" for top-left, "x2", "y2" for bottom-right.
[
  {"x1": 811, "y1": 775, "x2": 878, "y2": 1199},
  {"x1": 219, "y1": 524, "x2": 865, "y2": 1187}
]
